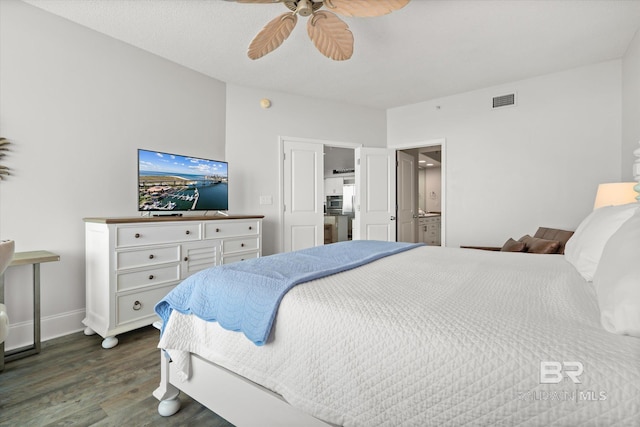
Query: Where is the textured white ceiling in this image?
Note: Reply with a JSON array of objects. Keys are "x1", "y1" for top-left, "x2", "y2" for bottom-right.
[{"x1": 22, "y1": 0, "x2": 640, "y2": 109}]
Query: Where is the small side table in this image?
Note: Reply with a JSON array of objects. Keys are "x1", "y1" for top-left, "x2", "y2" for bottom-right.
[
  {"x1": 0, "y1": 250, "x2": 60, "y2": 371},
  {"x1": 460, "y1": 245, "x2": 501, "y2": 251}
]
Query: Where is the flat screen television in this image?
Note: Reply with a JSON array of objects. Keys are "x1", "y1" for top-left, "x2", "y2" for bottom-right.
[{"x1": 138, "y1": 149, "x2": 228, "y2": 212}]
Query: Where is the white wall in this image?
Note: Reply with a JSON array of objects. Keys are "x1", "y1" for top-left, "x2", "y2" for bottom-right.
[
  {"x1": 0, "y1": 0, "x2": 226, "y2": 348},
  {"x1": 622, "y1": 28, "x2": 640, "y2": 181},
  {"x1": 424, "y1": 167, "x2": 442, "y2": 213},
  {"x1": 225, "y1": 84, "x2": 386, "y2": 255},
  {"x1": 388, "y1": 61, "x2": 623, "y2": 248},
  {"x1": 324, "y1": 146, "x2": 355, "y2": 179}
]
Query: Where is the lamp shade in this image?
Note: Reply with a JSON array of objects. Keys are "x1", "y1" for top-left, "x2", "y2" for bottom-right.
[{"x1": 593, "y1": 182, "x2": 638, "y2": 210}]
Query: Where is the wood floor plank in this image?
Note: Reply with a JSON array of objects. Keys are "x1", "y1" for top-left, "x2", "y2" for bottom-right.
[{"x1": 0, "y1": 326, "x2": 234, "y2": 427}]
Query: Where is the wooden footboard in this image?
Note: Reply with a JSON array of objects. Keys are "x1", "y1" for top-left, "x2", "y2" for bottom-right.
[{"x1": 153, "y1": 349, "x2": 335, "y2": 427}]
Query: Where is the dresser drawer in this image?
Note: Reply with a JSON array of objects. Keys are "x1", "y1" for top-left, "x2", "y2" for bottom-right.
[
  {"x1": 116, "y1": 285, "x2": 175, "y2": 326},
  {"x1": 222, "y1": 251, "x2": 259, "y2": 264},
  {"x1": 117, "y1": 264, "x2": 180, "y2": 291},
  {"x1": 223, "y1": 237, "x2": 260, "y2": 254},
  {"x1": 116, "y1": 245, "x2": 180, "y2": 270},
  {"x1": 204, "y1": 220, "x2": 259, "y2": 239},
  {"x1": 116, "y1": 223, "x2": 201, "y2": 248}
]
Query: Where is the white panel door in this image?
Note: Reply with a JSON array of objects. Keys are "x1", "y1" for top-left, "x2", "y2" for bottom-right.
[
  {"x1": 283, "y1": 140, "x2": 323, "y2": 252},
  {"x1": 354, "y1": 147, "x2": 396, "y2": 241},
  {"x1": 397, "y1": 151, "x2": 417, "y2": 243}
]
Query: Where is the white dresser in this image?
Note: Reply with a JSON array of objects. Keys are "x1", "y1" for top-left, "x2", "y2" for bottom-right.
[{"x1": 83, "y1": 215, "x2": 263, "y2": 348}]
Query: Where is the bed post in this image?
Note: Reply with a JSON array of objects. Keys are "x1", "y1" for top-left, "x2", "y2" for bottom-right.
[
  {"x1": 634, "y1": 140, "x2": 640, "y2": 201},
  {"x1": 152, "y1": 320, "x2": 181, "y2": 417},
  {"x1": 152, "y1": 349, "x2": 181, "y2": 416}
]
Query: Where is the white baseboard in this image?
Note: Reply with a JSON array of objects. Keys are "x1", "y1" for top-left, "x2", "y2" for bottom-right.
[{"x1": 3, "y1": 309, "x2": 85, "y2": 351}]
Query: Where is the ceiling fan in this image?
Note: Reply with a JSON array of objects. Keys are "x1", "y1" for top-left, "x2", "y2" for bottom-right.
[{"x1": 226, "y1": 0, "x2": 410, "y2": 61}]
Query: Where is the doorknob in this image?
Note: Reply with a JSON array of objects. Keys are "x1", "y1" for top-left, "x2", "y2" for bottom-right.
[{"x1": 390, "y1": 216, "x2": 396, "y2": 221}]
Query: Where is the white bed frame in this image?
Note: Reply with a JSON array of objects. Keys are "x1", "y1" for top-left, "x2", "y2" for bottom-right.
[
  {"x1": 153, "y1": 349, "x2": 334, "y2": 426},
  {"x1": 153, "y1": 142, "x2": 640, "y2": 426}
]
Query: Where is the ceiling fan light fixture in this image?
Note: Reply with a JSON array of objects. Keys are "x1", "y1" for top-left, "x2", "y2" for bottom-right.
[{"x1": 295, "y1": 0, "x2": 314, "y2": 17}]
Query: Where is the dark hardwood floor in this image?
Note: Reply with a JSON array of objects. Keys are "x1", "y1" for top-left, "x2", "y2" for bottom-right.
[{"x1": 0, "y1": 326, "x2": 234, "y2": 426}]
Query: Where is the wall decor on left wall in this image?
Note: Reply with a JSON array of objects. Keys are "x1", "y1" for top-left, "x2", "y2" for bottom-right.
[{"x1": 0, "y1": 138, "x2": 10, "y2": 179}]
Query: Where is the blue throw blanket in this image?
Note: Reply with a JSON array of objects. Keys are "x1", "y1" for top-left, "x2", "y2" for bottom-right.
[{"x1": 155, "y1": 240, "x2": 423, "y2": 345}]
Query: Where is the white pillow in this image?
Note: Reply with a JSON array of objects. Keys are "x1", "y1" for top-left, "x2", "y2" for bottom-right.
[
  {"x1": 593, "y1": 208, "x2": 640, "y2": 337},
  {"x1": 564, "y1": 203, "x2": 639, "y2": 281}
]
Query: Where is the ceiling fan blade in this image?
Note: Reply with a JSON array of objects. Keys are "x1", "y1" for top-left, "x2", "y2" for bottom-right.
[
  {"x1": 229, "y1": 1, "x2": 283, "y2": 4},
  {"x1": 248, "y1": 12, "x2": 298, "y2": 60},
  {"x1": 307, "y1": 11, "x2": 353, "y2": 61},
  {"x1": 322, "y1": 0, "x2": 410, "y2": 17}
]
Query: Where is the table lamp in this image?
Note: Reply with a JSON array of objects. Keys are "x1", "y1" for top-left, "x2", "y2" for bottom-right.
[{"x1": 593, "y1": 182, "x2": 637, "y2": 210}]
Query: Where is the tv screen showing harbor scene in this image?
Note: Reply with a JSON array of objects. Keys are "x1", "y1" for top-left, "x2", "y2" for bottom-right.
[{"x1": 138, "y1": 149, "x2": 228, "y2": 211}]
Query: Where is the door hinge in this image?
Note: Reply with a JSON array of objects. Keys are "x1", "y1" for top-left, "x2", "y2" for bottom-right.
[
  {"x1": 356, "y1": 158, "x2": 360, "y2": 166},
  {"x1": 283, "y1": 152, "x2": 286, "y2": 161},
  {"x1": 283, "y1": 204, "x2": 286, "y2": 212}
]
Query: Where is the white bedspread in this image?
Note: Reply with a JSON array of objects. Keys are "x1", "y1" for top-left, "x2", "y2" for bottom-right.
[{"x1": 159, "y1": 246, "x2": 640, "y2": 426}]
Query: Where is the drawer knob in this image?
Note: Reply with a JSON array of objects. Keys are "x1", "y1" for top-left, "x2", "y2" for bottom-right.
[
  {"x1": 248, "y1": 226, "x2": 252, "y2": 230},
  {"x1": 148, "y1": 274, "x2": 154, "y2": 280},
  {"x1": 135, "y1": 233, "x2": 141, "y2": 238},
  {"x1": 149, "y1": 254, "x2": 154, "y2": 259},
  {"x1": 185, "y1": 230, "x2": 190, "y2": 235},
  {"x1": 184, "y1": 256, "x2": 189, "y2": 261},
  {"x1": 241, "y1": 243, "x2": 245, "y2": 247},
  {"x1": 216, "y1": 228, "x2": 220, "y2": 232},
  {"x1": 133, "y1": 301, "x2": 142, "y2": 311}
]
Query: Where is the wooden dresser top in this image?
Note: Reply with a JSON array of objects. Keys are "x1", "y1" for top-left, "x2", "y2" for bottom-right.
[{"x1": 84, "y1": 215, "x2": 264, "y2": 224}]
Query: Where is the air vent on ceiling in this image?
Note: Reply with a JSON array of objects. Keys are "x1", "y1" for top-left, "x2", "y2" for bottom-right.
[{"x1": 492, "y1": 93, "x2": 516, "y2": 109}]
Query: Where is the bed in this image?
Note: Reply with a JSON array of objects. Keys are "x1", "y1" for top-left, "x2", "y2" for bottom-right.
[{"x1": 153, "y1": 204, "x2": 640, "y2": 426}]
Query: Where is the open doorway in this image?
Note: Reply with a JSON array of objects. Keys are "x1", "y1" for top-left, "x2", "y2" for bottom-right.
[
  {"x1": 323, "y1": 146, "x2": 355, "y2": 244},
  {"x1": 281, "y1": 137, "x2": 414, "y2": 252},
  {"x1": 396, "y1": 143, "x2": 444, "y2": 246},
  {"x1": 281, "y1": 137, "x2": 362, "y2": 253}
]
